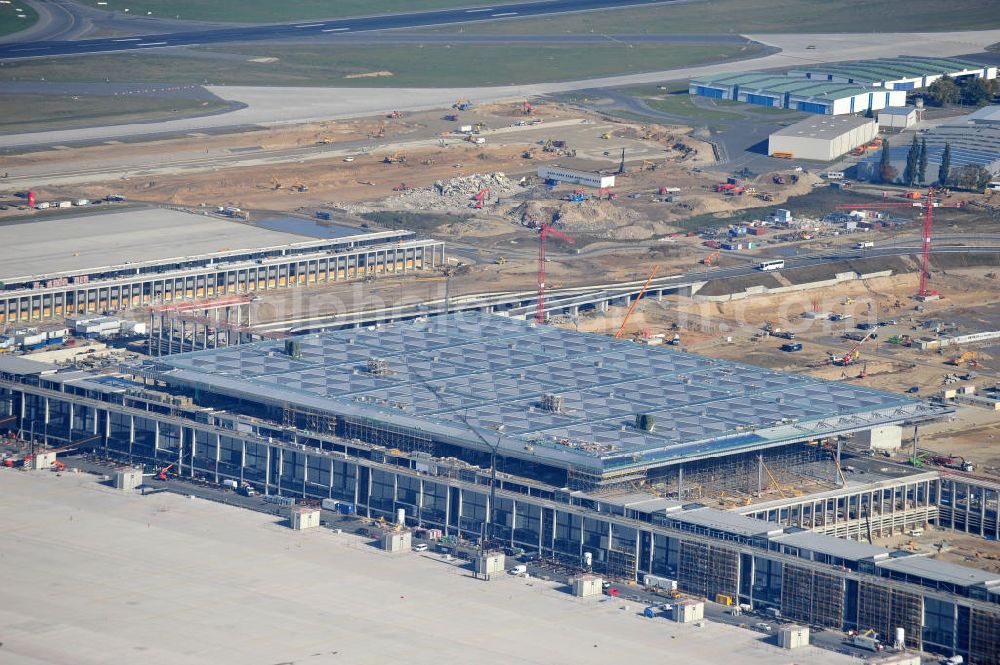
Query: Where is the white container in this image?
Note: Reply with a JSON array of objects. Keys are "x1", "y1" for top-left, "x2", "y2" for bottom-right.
[
  {"x1": 321, "y1": 498, "x2": 339, "y2": 511},
  {"x1": 36, "y1": 202, "x2": 51, "y2": 210},
  {"x1": 222, "y1": 479, "x2": 239, "y2": 490},
  {"x1": 73, "y1": 199, "x2": 89, "y2": 206},
  {"x1": 57, "y1": 201, "x2": 72, "y2": 208}
]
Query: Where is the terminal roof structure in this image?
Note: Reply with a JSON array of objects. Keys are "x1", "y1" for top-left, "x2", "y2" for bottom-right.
[{"x1": 147, "y1": 313, "x2": 945, "y2": 474}]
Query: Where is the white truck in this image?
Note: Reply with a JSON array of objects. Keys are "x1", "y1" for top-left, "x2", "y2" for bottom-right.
[{"x1": 855, "y1": 241, "x2": 874, "y2": 249}]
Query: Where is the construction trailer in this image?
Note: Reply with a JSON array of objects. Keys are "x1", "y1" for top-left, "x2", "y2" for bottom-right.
[
  {"x1": 779, "y1": 625, "x2": 810, "y2": 649},
  {"x1": 672, "y1": 599, "x2": 705, "y2": 623},
  {"x1": 290, "y1": 507, "x2": 320, "y2": 530},
  {"x1": 572, "y1": 575, "x2": 604, "y2": 598},
  {"x1": 381, "y1": 531, "x2": 412, "y2": 553},
  {"x1": 113, "y1": 468, "x2": 143, "y2": 490}
]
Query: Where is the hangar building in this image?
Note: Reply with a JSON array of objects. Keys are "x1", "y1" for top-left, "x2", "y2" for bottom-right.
[
  {"x1": 688, "y1": 73, "x2": 904, "y2": 115},
  {"x1": 769, "y1": 115, "x2": 878, "y2": 161},
  {"x1": 787, "y1": 56, "x2": 997, "y2": 91}
]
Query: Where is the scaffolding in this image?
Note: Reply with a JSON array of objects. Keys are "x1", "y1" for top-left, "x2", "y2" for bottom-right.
[
  {"x1": 781, "y1": 565, "x2": 845, "y2": 628},
  {"x1": 648, "y1": 442, "x2": 833, "y2": 500},
  {"x1": 858, "y1": 581, "x2": 893, "y2": 640},
  {"x1": 679, "y1": 540, "x2": 711, "y2": 597},
  {"x1": 970, "y1": 609, "x2": 1000, "y2": 665},
  {"x1": 707, "y1": 545, "x2": 739, "y2": 601},
  {"x1": 340, "y1": 417, "x2": 433, "y2": 455}
]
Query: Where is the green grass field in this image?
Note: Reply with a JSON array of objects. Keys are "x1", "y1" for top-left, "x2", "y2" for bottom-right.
[
  {"x1": 0, "y1": 94, "x2": 231, "y2": 132},
  {"x1": 0, "y1": 42, "x2": 762, "y2": 87},
  {"x1": 0, "y1": 1, "x2": 36, "y2": 37},
  {"x1": 77, "y1": 0, "x2": 522, "y2": 23},
  {"x1": 438, "y1": 0, "x2": 1000, "y2": 34}
]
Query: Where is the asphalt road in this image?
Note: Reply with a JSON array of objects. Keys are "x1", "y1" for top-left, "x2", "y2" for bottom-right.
[{"x1": 0, "y1": 0, "x2": 681, "y2": 59}]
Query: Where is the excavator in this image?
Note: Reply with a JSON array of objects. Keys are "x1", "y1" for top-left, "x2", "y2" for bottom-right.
[
  {"x1": 156, "y1": 464, "x2": 175, "y2": 481},
  {"x1": 383, "y1": 152, "x2": 406, "y2": 164},
  {"x1": 701, "y1": 250, "x2": 721, "y2": 266}
]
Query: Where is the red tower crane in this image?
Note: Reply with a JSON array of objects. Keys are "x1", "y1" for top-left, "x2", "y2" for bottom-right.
[
  {"x1": 836, "y1": 188, "x2": 963, "y2": 298},
  {"x1": 536, "y1": 223, "x2": 574, "y2": 323}
]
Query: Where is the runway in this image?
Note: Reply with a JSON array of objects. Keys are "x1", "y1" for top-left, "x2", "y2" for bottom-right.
[
  {"x1": 0, "y1": 0, "x2": 680, "y2": 59},
  {"x1": 3, "y1": 28, "x2": 999, "y2": 151}
]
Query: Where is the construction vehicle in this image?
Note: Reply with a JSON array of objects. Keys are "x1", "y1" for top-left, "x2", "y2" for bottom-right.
[
  {"x1": 908, "y1": 452, "x2": 930, "y2": 468},
  {"x1": 851, "y1": 146, "x2": 867, "y2": 156},
  {"x1": 453, "y1": 98, "x2": 473, "y2": 111},
  {"x1": 947, "y1": 351, "x2": 977, "y2": 366},
  {"x1": 598, "y1": 187, "x2": 617, "y2": 200},
  {"x1": 701, "y1": 250, "x2": 721, "y2": 266},
  {"x1": 641, "y1": 160, "x2": 658, "y2": 171},
  {"x1": 566, "y1": 190, "x2": 587, "y2": 202},
  {"x1": 773, "y1": 175, "x2": 787, "y2": 185},
  {"x1": 443, "y1": 113, "x2": 459, "y2": 121},
  {"x1": 392, "y1": 183, "x2": 409, "y2": 192},
  {"x1": 756, "y1": 192, "x2": 774, "y2": 202},
  {"x1": 317, "y1": 137, "x2": 335, "y2": 144},
  {"x1": 829, "y1": 332, "x2": 875, "y2": 366},
  {"x1": 289, "y1": 183, "x2": 308, "y2": 192},
  {"x1": 849, "y1": 630, "x2": 884, "y2": 652},
  {"x1": 495, "y1": 256, "x2": 506, "y2": 266},
  {"x1": 156, "y1": 464, "x2": 175, "y2": 481},
  {"x1": 522, "y1": 101, "x2": 534, "y2": 115},
  {"x1": 614, "y1": 265, "x2": 659, "y2": 339},
  {"x1": 932, "y1": 455, "x2": 974, "y2": 472},
  {"x1": 522, "y1": 149, "x2": 537, "y2": 159},
  {"x1": 382, "y1": 152, "x2": 406, "y2": 164},
  {"x1": 472, "y1": 187, "x2": 490, "y2": 209},
  {"x1": 270, "y1": 175, "x2": 281, "y2": 190},
  {"x1": 600, "y1": 132, "x2": 612, "y2": 140},
  {"x1": 386, "y1": 110, "x2": 403, "y2": 119}
]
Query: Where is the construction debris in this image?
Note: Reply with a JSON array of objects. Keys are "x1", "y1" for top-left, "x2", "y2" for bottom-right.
[{"x1": 385, "y1": 172, "x2": 520, "y2": 212}]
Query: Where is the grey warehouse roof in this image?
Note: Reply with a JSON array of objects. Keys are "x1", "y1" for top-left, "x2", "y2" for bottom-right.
[
  {"x1": 145, "y1": 313, "x2": 943, "y2": 474},
  {"x1": 771, "y1": 115, "x2": 875, "y2": 140}
]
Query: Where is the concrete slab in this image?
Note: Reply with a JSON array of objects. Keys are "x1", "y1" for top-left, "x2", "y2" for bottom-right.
[
  {"x1": 0, "y1": 471, "x2": 857, "y2": 665},
  {"x1": 0, "y1": 208, "x2": 305, "y2": 281}
]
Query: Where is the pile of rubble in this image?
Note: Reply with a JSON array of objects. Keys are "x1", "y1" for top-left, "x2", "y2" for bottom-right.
[{"x1": 385, "y1": 172, "x2": 521, "y2": 212}]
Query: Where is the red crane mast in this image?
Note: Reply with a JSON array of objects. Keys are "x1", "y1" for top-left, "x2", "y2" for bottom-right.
[
  {"x1": 836, "y1": 188, "x2": 963, "y2": 298},
  {"x1": 537, "y1": 223, "x2": 574, "y2": 323}
]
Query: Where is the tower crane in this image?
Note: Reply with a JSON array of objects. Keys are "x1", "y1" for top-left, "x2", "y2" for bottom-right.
[
  {"x1": 536, "y1": 224, "x2": 574, "y2": 323},
  {"x1": 615, "y1": 265, "x2": 659, "y2": 338},
  {"x1": 836, "y1": 188, "x2": 963, "y2": 298}
]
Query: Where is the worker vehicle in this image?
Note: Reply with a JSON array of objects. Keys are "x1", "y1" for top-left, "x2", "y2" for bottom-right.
[
  {"x1": 413, "y1": 543, "x2": 429, "y2": 552},
  {"x1": 509, "y1": 564, "x2": 527, "y2": 575},
  {"x1": 343, "y1": 156, "x2": 355, "y2": 162},
  {"x1": 855, "y1": 241, "x2": 874, "y2": 249},
  {"x1": 849, "y1": 630, "x2": 884, "y2": 652},
  {"x1": 780, "y1": 343, "x2": 803, "y2": 352}
]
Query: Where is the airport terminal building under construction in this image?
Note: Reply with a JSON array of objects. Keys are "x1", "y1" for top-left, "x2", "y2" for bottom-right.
[{"x1": 1, "y1": 313, "x2": 999, "y2": 663}]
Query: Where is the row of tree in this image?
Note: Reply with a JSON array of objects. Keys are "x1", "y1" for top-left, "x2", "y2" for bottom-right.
[
  {"x1": 874, "y1": 138, "x2": 993, "y2": 190},
  {"x1": 925, "y1": 75, "x2": 999, "y2": 107}
]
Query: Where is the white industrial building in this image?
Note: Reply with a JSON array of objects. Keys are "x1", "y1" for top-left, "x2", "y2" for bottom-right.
[
  {"x1": 769, "y1": 115, "x2": 878, "y2": 161},
  {"x1": 537, "y1": 166, "x2": 615, "y2": 188},
  {"x1": 787, "y1": 56, "x2": 997, "y2": 91},
  {"x1": 689, "y1": 73, "x2": 904, "y2": 115},
  {"x1": 877, "y1": 106, "x2": 921, "y2": 131}
]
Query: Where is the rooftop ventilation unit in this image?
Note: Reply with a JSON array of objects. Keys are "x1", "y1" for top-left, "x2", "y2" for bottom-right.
[
  {"x1": 635, "y1": 413, "x2": 655, "y2": 432},
  {"x1": 367, "y1": 357, "x2": 390, "y2": 376},
  {"x1": 284, "y1": 339, "x2": 301, "y2": 359},
  {"x1": 542, "y1": 394, "x2": 565, "y2": 413}
]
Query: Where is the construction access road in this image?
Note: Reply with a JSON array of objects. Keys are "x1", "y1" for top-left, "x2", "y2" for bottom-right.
[{"x1": 2, "y1": 28, "x2": 999, "y2": 150}]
